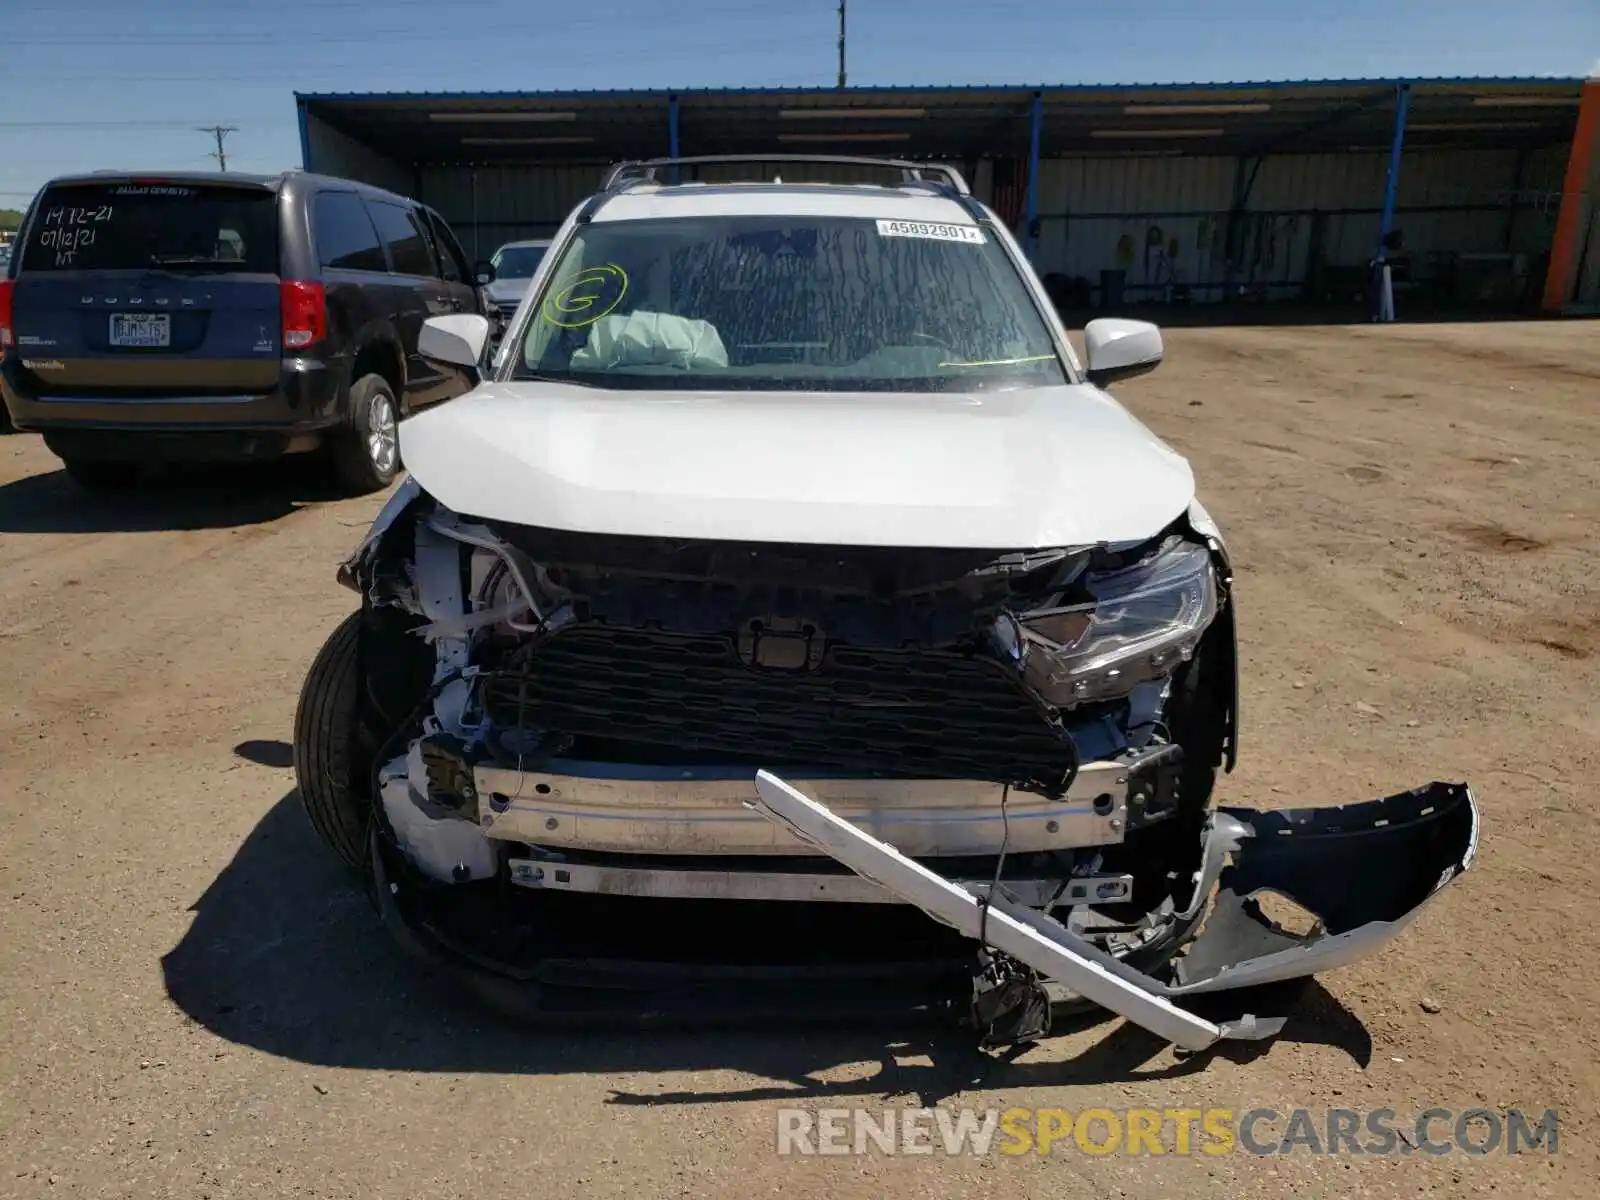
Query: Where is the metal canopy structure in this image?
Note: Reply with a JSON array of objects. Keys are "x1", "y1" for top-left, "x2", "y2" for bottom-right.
[
  {"x1": 298, "y1": 76, "x2": 1596, "y2": 316},
  {"x1": 298, "y1": 78, "x2": 1585, "y2": 169}
]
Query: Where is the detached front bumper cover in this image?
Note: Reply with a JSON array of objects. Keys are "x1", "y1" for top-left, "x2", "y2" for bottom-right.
[{"x1": 750, "y1": 773, "x2": 1477, "y2": 1051}]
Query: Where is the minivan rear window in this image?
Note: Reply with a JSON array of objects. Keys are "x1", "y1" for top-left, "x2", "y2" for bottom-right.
[{"x1": 20, "y1": 183, "x2": 278, "y2": 274}]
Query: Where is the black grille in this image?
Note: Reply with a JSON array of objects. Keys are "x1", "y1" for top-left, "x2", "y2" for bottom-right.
[{"x1": 481, "y1": 627, "x2": 1076, "y2": 794}]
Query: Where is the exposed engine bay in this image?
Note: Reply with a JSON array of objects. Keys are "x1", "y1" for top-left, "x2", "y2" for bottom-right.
[{"x1": 307, "y1": 477, "x2": 1477, "y2": 1046}]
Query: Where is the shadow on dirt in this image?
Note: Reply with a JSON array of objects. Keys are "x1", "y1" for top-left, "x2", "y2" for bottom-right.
[
  {"x1": 0, "y1": 455, "x2": 346, "y2": 535},
  {"x1": 234, "y1": 739, "x2": 295, "y2": 769},
  {"x1": 162, "y1": 790, "x2": 1372, "y2": 1104}
]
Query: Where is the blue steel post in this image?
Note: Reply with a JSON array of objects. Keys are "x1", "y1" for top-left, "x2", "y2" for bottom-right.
[
  {"x1": 667, "y1": 94, "x2": 681, "y2": 185},
  {"x1": 1024, "y1": 91, "x2": 1043, "y2": 262},
  {"x1": 1373, "y1": 82, "x2": 1410, "y2": 318},
  {"x1": 296, "y1": 100, "x2": 312, "y2": 170}
]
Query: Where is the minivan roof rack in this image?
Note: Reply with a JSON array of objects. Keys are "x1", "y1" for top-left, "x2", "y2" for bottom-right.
[{"x1": 598, "y1": 154, "x2": 972, "y2": 196}]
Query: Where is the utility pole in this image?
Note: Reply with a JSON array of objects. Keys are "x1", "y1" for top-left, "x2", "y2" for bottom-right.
[
  {"x1": 198, "y1": 125, "x2": 237, "y2": 171},
  {"x1": 837, "y1": 0, "x2": 847, "y2": 88}
]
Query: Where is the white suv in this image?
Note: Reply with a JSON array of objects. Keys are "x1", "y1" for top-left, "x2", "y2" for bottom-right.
[{"x1": 294, "y1": 156, "x2": 1475, "y2": 1048}]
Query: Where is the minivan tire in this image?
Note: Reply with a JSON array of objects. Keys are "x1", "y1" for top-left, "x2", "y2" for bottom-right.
[
  {"x1": 62, "y1": 458, "x2": 140, "y2": 492},
  {"x1": 331, "y1": 374, "x2": 401, "y2": 495}
]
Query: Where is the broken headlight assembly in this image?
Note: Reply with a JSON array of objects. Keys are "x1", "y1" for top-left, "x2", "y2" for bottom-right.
[{"x1": 1015, "y1": 539, "x2": 1219, "y2": 706}]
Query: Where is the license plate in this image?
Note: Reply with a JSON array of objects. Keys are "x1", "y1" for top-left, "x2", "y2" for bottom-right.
[{"x1": 109, "y1": 313, "x2": 171, "y2": 349}]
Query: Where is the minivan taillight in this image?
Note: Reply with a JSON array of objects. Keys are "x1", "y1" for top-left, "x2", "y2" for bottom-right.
[
  {"x1": 0, "y1": 280, "x2": 14, "y2": 350},
  {"x1": 280, "y1": 280, "x2": 326, "y2": 350}
]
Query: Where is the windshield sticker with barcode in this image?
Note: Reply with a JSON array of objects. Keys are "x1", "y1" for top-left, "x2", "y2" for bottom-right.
[{"x1": 876, "y1": 219, "x2": 986, "y2": 244}]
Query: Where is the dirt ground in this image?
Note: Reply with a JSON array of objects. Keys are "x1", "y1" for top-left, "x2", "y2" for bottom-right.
[{"x1": 2, "y1": 320, "x2": 1596, "y2": 1198}]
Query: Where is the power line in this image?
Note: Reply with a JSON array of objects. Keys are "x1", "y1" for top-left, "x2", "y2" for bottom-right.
[
  {"x1": 7, "y1": 0, "x2": 648, "y2": 16},
  {"x1": 2, "y1": 36, "x2": 809, "y2": 82},
  {"x1": 0, "y1": 119, "x2": 243, "y2": 128},
  {"x1": 16, "y1": 4, "x2": 777, "y2": 47},
  {"x1": 197, "y1": 125, "x2": 238, "y2": 171}
]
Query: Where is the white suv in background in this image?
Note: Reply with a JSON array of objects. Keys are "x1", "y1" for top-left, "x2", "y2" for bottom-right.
[{"x1": 481, "y1": 237, "x2": 553, "y2": 335}]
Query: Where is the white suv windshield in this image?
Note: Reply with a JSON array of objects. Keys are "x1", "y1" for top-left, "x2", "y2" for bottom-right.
[{"x1": 513, "y1": 215, "x2": 1068, "y2": 392}]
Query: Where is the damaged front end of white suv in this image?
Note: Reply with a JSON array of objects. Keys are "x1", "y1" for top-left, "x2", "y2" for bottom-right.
[
  {"x1": 298, "y1": 474, "x2": 1475, "y2": 1048},
  {"x1": 292, "y1": 161, "x2": 1475, "y2": 1047}
]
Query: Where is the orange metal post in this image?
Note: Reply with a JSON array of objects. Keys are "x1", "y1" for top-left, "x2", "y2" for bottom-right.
[{"x1": 1542, "y1": 80, "x2": 1600, "y2": 311}]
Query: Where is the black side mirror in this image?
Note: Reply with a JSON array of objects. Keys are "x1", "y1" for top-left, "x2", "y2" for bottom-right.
[{"x1": 474, "y1": 260, "x2": 496, "y2": 286}]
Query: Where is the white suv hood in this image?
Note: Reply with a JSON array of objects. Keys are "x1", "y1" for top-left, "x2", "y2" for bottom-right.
[{"x1": 398, "y1": 381, "x2": 1195, "y2": 549}]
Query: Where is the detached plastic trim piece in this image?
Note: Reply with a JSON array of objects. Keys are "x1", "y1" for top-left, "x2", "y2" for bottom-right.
[{"x1": 749, "y1": 772, "x2": 1477, "y2": 1050}]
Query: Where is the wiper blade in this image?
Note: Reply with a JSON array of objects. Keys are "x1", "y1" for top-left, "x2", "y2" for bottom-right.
[
  {"x1": 936, "y1": 355, "x2": 1057, "y2": 368},
  {"x1": 147, "y1": 254, "x2": 242, "y2": 271}
]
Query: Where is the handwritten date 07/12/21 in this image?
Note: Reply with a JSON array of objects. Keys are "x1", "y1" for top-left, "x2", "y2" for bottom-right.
[{"x1": 39, "y1": 204, "x2": 114, "y2": 266}]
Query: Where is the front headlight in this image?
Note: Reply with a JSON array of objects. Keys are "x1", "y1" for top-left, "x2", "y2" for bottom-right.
[{"x1": 1014, "y1": 539, "x2": 1219, "y2": 706}]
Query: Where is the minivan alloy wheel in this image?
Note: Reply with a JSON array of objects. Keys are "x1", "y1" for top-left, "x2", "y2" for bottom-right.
[
  {"x1": 368, "y1": 393, "x2": 398, "y2": 476},
  {"x1": 331, "y1": 373, "x2": 403, "y2": 495}
]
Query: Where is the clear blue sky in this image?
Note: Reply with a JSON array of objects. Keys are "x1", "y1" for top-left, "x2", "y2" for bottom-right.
[{"x1": 2, "y1": 0, "x2": 1595, "y2": 206}]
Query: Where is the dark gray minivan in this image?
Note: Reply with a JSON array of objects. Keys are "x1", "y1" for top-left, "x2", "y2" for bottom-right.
[{"x1": 0, "y1": 171, "x2": 490, "y2": 494}]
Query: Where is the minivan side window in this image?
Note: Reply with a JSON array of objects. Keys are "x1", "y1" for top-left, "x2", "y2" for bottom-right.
[
  {"x1": 417, "y1": 216, "x2": 455, "y2": 283},
  {"x1": 426, "y1": 212, "x2": 472, "y2": 284},
  {"x1": 368, "y1": 201, "x2": 436, "y2": 278},
  {"x1": 313, "y1": 191, "x2": 386, "y2": 272}
]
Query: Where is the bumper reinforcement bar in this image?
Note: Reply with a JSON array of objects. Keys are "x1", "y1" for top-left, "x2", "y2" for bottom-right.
[{"x1": 506, "y1": 857, "x2": 1133, "y2": 907}]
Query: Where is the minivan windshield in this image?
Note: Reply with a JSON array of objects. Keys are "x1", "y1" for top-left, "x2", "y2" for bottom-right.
[
  {"x1": 513, "y1": 215, "x2": 1067, "y2": 392},
  {"x1": 20, "y1": 183, "x2": 278, "y2": 274},
  {"x1": 491, "y1": 243, "x2": 549, "y2": 279}
]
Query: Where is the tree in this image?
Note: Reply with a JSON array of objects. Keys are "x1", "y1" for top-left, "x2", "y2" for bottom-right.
[{"x1": 0, "y1": 208, "x2": 22, "y2": 233}]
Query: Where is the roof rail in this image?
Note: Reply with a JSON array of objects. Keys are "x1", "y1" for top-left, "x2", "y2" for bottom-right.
[{"x1": 599, "y1": 154, "x2": 972, "y2": 196}]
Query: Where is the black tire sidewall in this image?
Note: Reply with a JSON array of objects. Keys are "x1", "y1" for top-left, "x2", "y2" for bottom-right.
[
  {"x1": 332, "y1": 374, "x2": 400, "y2": 494},
  {"x1": 292, "y1": 611, "x2": 369, "y2": 872}
]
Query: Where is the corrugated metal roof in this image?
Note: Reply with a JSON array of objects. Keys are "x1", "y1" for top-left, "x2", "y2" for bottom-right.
[
  {"x1": 296, "y1": 76, "x2": 1586, "y2": 102},
  {"x1": 299, "y1": 78, "x2": 1587, "y2": 170}
]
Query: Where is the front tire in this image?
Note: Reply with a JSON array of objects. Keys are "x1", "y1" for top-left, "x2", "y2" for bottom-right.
[
  {"x1": 330, "y1": 374, "x2": 400, "y2": 495},
  {"x1": 293, "y1": 612, "x2": 369, "y2": 872}
]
